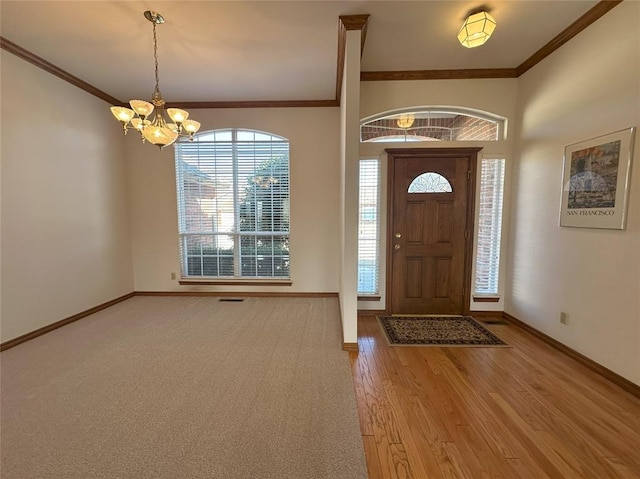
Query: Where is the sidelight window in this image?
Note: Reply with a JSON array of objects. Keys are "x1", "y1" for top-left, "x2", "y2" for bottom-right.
[
  {"x1": 358, "y1": 159, "x2": 380, "y2": 295},
  {"x1": 474, "y1": 158, "x2": 505, "y2": 295}
]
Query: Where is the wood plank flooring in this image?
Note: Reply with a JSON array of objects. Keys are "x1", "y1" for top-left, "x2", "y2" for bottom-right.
[{"x1": 350, "y1": 313, "x2": 640, "y2": 479}]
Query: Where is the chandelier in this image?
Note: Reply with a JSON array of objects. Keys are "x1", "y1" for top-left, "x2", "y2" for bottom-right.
[{"x1": 110, "y1": 11, "x2": 200, "y2": 149}]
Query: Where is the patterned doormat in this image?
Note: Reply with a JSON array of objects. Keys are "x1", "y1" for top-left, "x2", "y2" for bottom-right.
[{"x1": 377, "y1": 315, "x2": 509, "y2": 347}]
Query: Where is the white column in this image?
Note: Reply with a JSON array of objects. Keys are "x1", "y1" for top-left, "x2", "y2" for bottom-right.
[{"x1": 339, "y1": 27, "x2": 362, "y2": 347}]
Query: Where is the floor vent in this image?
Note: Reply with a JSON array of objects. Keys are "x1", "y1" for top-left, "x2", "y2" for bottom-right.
[{"x1": 218, "y1": 298, "x2": 245, "y2": 302}]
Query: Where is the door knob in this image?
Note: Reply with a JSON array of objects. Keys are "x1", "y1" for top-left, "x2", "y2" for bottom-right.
[
  {"x1": 395, "y1": 233, "x2": 402, "y2": 238},
  {"x1": 394, "y1": 244, "x2": 401, "y2": 250}
]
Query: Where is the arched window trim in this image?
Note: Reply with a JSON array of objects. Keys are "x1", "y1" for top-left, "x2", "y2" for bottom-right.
[
  {"x1": 360, "y1": 105, "x2": 508, "y2": 142},
  {"x1": 186, "y1": 128, "x2": 288, "y2": 143}
]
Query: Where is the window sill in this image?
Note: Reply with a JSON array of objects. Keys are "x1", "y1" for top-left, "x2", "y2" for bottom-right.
[
  {"x1": 179, "y1": 279, "x2": 292, "y2": 286},
  {"x1": 358, "y1": 295, "x2": 381, "y2": 301},
  {"x1": 473, "y1": 296, "x2": 500, "y2": 303}
]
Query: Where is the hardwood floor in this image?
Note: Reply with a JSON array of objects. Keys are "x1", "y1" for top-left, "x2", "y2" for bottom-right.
[{"x1": 350, "y1": 313, "x2": 640, "y2": 479}]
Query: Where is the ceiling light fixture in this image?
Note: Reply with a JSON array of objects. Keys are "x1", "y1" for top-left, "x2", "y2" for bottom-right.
[
  {"x1": 457, "y1": 10, "x2": 496, "y2": 48},
  {"x1": 396, "y1": 114, "x2": 415, "y2": 129},
  {"x1": 110, "y1": 11, "x2": 200, "y2": 149}
]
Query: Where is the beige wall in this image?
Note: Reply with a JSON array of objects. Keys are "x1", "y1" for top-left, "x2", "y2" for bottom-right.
[
  {"x1": 361, "y1": 78, "x2": 518, "y2": 126},
  {"x1": 0, "y1": 51, "x2": 133, "y2": 342},
  {"x1": 358, "y1": 78, "x2": 518, "y2": 311},
  {"x1": 127, "y1": 107, "x2": 341, "y2": 294},
  {"x1": 508, "y1": 2, "x2": 640, "y2": 385}
]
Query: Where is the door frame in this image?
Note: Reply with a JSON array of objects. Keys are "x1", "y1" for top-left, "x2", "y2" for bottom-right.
[{"x1": 384, "y1": 147, "x2": 481, "y2": 315}]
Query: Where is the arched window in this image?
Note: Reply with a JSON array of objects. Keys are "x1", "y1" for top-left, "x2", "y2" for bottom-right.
[
  {"x1": 175, "y1": 129, "x2": 290, "y2": 279},
  {"x1": 360, "y1": 107, "x2": 506, "y2": 142},
  {"x1": 408, "y1": 172, "x2": 453, "y2": 193}
]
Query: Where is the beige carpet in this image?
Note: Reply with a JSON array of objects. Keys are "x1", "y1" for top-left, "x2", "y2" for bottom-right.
[{"x1": 1, "y1": 296, "x2": 368, "y2": 479}]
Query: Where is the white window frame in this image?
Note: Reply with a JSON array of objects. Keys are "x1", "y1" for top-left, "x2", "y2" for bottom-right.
[
  {"x1": 358, "y1": 159, "x2": 380, "y2": 295},
  {"x1": 360, "y1": 106, "x2": 508, "y2": 142},
  {"x1": 175, "y1": 129, "x2": 290, "y2": 280},
  {"x1": 474, "y1": 157, "x2": 505, "y2": 296}
]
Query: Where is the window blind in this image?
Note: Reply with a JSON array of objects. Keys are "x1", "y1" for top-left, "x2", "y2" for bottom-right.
[
  {"x1": 175, "y1": 129, "x2": 290, "y2": 278},
  {"x1": 358, "y1": 159, "x2": 380, "y2": 295},
  {"x1": 474, "y1": 158, "x2": 505, "y2": 295}
]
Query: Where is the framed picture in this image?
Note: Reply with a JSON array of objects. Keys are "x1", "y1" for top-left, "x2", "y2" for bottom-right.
[{"x1": 560, "y1": 127, "x2": 636, "y2": 229}]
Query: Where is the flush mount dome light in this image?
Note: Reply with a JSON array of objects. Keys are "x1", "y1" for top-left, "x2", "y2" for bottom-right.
[{"x1": 457, "y1": 10, "x2": 496, "y2": 48}]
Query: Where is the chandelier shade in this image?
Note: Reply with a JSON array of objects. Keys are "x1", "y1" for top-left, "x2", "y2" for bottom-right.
[
  {"x1": 457, "y1": 11, "x2": 496, "y2": 48},
  {"x1": 110, "y1": 11, "x2": 200, "y2": 149}
]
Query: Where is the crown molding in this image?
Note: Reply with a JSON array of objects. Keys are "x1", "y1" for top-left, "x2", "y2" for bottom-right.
[
  {"x1": 0, "y1": 36, "x2": 122, "y2": 105},
  {"x1": 361, "y1": 69, "x2": 517, "y2": 81},
  {"x1": 339, "y1": 14, "x2": 371, "y2": 31},
  {"x1": 167, "y1": 99, "x2": 339, "y2": 109},
  {"x1": 336, "y1": 14, "x2": 370, "y2": 103},
  {"x1": 515, "y1": 0, "x2": 623, "y2": 76}
]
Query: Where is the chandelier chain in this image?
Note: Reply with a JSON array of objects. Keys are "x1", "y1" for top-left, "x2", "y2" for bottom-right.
[{"x1": 152, "y1": 21, "x2": 161, "y2": 97}]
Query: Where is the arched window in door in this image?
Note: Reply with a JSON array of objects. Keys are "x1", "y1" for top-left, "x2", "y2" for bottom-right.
[{"x1": 408, "y1": 172, "x2": 453, "y2": 193}]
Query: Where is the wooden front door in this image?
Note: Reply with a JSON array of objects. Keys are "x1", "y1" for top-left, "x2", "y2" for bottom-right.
[{"x1": 386, "y1": 148, "x2": 479, "y2": 315}]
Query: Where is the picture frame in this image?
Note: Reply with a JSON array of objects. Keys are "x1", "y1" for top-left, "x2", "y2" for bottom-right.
[{"x1": 560, "y1": 127, "x2": 636, "y2": 229}]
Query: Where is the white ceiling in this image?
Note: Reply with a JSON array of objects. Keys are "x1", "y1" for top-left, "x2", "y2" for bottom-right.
[{"x1": 0, "y1": 1, "x2": 600, "y2": 104}]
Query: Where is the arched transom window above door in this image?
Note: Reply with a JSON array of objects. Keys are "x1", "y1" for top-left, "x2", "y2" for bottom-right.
[{"x1": 360, "y1": 107, "x2": 506, "y2": 142}]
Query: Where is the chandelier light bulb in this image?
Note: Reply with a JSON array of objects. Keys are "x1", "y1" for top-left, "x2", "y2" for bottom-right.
[
  {"x1": 110, "y1": 107, "x2": 135, "y2": 133},
  {"x1": 111, "y1": 106, "x2": 135, "y2": 122},
  {"x1": 182, "y1": 120, "x2": 201, "y2": 135},
  {"x1": 129, "y1": 100, "x2": 154, "y2": 119},
  {"x1": 142, "y1": 124, "x2": 179, "y2": 147},
  {"x1": 167, "y1": 108, "x2": 189, "y2": 124},
  {"x1": 130, "y1": 118, "x2": 147, "y2": 131}
]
